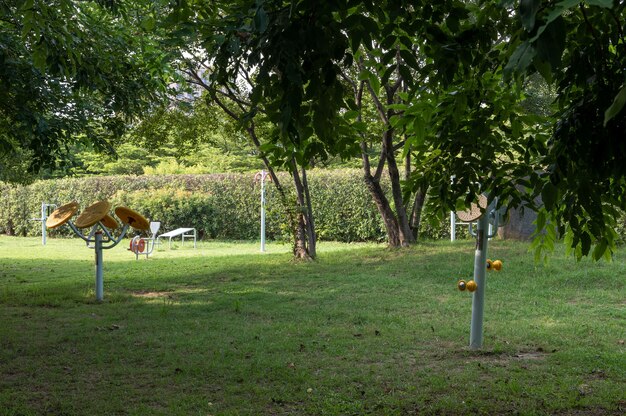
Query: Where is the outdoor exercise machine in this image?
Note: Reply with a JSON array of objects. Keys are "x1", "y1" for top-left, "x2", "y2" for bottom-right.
[
  {"x1": 46, "y1": 200, "x2": 150, "y2": 301},
  {"x1": 129, "y1": 221, "x2": 161, "y2": 259},
  {"x1": 254, "y1": 170, "x2": 272, "y2": 253},
  {"x1": 456, "y1": 195, "x2": 505, "y2": 350},
  {"x1": 30, "y1": 203, "x2": 57, "y2": 245}
]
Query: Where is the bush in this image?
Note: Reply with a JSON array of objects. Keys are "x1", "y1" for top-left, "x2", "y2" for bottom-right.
[{"x1": 0, "y1": 169, "x2": 454, "y2": 242}]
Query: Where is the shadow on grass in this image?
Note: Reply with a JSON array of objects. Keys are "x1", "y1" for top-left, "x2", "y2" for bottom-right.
[{"x1": 1, "y1": 241, "x2": 625, "y2": 415}]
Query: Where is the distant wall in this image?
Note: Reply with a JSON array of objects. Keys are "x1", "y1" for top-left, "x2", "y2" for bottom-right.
[{"x1": 498, "y1": 204, "x2": 538, "y2": 241}]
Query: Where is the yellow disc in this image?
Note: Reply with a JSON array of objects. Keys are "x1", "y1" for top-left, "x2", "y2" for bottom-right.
[
  {"x1": 45, "y1": 201, "x2": 79, "y2": 229},
  {"x1": 457, "y1": 194, "x2": 488, "y2": 222},
  {"x1": 74, "y1": 200, "x2": 111, "y2": 229},
  {"x1": 114, "y1": 206, "x2": 150, "y2": 231},
  {"x1": 100, "y1": 214, "x2": 119, "y2": 230}
]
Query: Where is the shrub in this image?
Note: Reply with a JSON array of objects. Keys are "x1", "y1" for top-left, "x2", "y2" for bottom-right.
[{"x1": 0, "y1": 169, "x2": 455, "y2": 242}]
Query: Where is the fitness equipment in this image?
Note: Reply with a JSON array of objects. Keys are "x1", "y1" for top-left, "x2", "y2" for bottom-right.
[
  {"x1": 116, "y1": 207, "x2": 157, "y2": 260},
  {"x1": 46, "y1": 201, "x2": 150, "y2": 301},
  {"x1": 486, "y1": 259, "x2": 503, "y2": 271},
  {"x1": 254, "y1": 170, "x2": 272, "y2": 253},
  {"x1": 456, "y1": 194, "x2": 502, "y2": 350},
  {"x1": 457, "y1": 280, "x2": 467, "y2": 291},
  {"x1": 492, "y1": 259, "x2": 503, "y2": 271},
  {"x1": 31, "y1": 202, "x2": 58, "y2": 245}
]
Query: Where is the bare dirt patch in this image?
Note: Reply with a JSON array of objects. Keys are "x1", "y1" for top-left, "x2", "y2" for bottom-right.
[{"x1": 131, "y1": 291, "x2": 174, "y2": 299}]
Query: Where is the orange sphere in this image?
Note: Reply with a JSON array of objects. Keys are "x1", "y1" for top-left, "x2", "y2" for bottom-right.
[
  {"x1": 466, "y1": 280, "x2": 477, "y2": 292},
  {"x1": 492, "y1": 260, "x2": 503, "y2": 271}
]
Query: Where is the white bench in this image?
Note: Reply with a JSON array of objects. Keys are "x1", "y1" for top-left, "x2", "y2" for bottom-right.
[{"x1": 156, "y1": 227, "x2": 197, "y2": 249}]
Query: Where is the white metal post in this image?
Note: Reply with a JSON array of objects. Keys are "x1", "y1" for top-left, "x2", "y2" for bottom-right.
[
  {"x1": 450, "y1": 175, "x2": 456, "y2": 242},
  {"x1": 41, "y1": 203, "x2": 47, "y2": 246},
  {"x1": 469, "y1": 210, "x2": 490, "y2": 349},
  {"x1": 450, "y1": 211, "x2": 456, "y2": 241},
  {"x1": 260, "y1": 170, "x2": 267, "y2": 253}
]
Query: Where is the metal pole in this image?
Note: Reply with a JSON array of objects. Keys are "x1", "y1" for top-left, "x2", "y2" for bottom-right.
[
  {"x1": 41, "y1": 203, "x2": 47, "y2": 246},
  {"x1": 260, "y1": 170, "x2": 266, "y2": 253},
  {"x1": 450, "y1": 211, "x2": 456, "y2": 242},
  {"x1": 470, "y1": 212, "x2": 490, "y2": 349},
  {"x1": 450, "y1": 175, "x2": 456, "y2": 242},
  {"x1": 95, "y1": 231, "x2": 104, "y2": 301}
]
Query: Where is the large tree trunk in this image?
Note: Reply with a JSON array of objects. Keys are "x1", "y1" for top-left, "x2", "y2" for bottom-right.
[
  {"x1": 301, "y1": 167, "x2": 316, "y2": 258},
  {"x1": 291, "y1": 160, "x2": 315, "y2": 260},
  {"x1": 363, "y1": 171, "x2": 402, "y2": 246},
  {"x1": 383, "y1": 128, "x2": 414, "y2": 246},
  {"x1": 410, "y1": 183, "x2": 428, "y2": 240}
]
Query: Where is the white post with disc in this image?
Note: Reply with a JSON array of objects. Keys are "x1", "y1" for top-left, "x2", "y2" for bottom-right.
[
  {"x1": 31, "y1": 203, "x2": 57, "y2": 245},
  {"x1": 255, "y1": 170, "x2": 270, "y2": 253}
]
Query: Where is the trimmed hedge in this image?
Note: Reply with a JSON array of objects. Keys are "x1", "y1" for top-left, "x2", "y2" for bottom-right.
[
  {"x1": 0, "y1": 170, "x2": 391, "y2": 242},
  {"x1": 0, "y1": 169, "x2": 463, "y2": 242}
]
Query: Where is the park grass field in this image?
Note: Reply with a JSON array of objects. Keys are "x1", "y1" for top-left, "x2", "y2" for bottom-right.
[{"x1": 0, "y1": 236, "x2": 624, "y2": 415}]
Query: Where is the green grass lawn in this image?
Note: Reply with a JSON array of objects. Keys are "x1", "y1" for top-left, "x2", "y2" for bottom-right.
[{"x1": 0, "y1": 236, "x2": 624, "y2": 415}]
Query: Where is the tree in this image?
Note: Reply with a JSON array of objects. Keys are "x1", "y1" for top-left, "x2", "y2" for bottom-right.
[
  {"x1": 0, "y1": 0, "x2": 173, "y2": 180},
  {"x1": 160, "y1": 0, "x2": 365, "y2": 259},
  {"x1": 504, "y1": 0, "x2": 626, "y2": 259}
]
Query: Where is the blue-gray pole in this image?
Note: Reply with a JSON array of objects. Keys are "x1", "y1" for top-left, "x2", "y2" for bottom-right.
[
  {"x1": 469, "y1": 211, "x2": 490, "y2": 349},
  {"x1": 95, "y1": 231, "x2": 104, "y2": 301}
]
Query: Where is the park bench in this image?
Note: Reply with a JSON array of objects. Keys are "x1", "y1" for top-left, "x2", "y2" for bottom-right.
[{"x1": 156, "y1": 227, "x2": 197, "y2": 249}]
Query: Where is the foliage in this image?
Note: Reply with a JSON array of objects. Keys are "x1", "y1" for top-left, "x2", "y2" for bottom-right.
[
  {"x1": 504, "y1": 0, "x2": 626, "y2": 259},
  {"x1": 72, "y1": 142, "x2": 264, "y2": 176},
  {"x1": 0, "y1": 0, "x2": 173, "y2": 178}
]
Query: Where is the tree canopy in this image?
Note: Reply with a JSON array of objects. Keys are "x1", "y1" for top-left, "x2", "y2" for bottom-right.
[
  {"x1": 0, "y1": 0, "x2": 173, "y2": 180},
  {"x1": 176, "y1": 0, "x2": 626, "y2": 259},
  {"x1": 3, "y1": 0, "x2": 626, "y2": 259}
]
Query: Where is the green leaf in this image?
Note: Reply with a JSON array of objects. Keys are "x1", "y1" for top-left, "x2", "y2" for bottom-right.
[
  {"x1": 254, "y1": 7, "x2": 268, "y2": 33},
  {"x1": 541, "y1": 181, "x2": 558, "y2": 210},
  {"x1": 592, "y1": 238, "x2": 608, "y2": 261},
  {"x1": 535, "y1": 209, "x2": 546, "y2": 232},
  {"x1": 343, "y1": 110, "x2": 359, "y2": 120},
  {"x1": 528, "y1": 0, "x2": 580, "y2": 44},
  {"x1": 534, "y1": 16, "x2": 566, "y2": 70},
  {"x1": 603, "y1": 85, "x2": 626, "y2": 126},
  {"x1": 141, "y1": 16, "x2": 156, "y2": 31},
  {"x1": 520, "y1": 0, "x2": 541, "y2": 31},
  {"x1": 398, "y1": 65, "x2": 413, "y2": 86},
  {"x1": 581, "y1": 232, "x2": 591, "y2": 256},
  {"x1": 504, "y1": 42, "x2": 536, "y2": 78},
  {"x1": 586, "y1": 0, "x2": 613, "y2": 7},
  {"x1": 399, "y1": 49, "x2": 419, "y2": 71},
  {"x1": 367, "y1": 72, "x2": 380, "y2": 94}
]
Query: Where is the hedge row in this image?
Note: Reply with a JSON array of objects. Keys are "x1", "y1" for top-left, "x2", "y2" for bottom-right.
[
  {"x1": 2, "y1": 170, "x2": 400, "y2": 242},
  {"x1": 0, "y1": 170, "x2": 463, "y2": 242}
]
